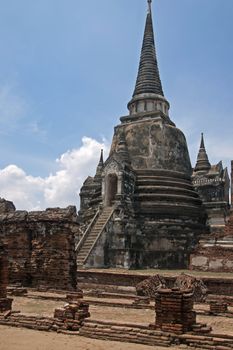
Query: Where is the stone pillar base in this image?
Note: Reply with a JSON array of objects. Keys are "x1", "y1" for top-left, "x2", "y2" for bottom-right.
[{"x1": 154, "y1": 288, "x2": 196, "y2": 334}]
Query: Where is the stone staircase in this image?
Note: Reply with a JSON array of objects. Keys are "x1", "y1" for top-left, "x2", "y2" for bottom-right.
[{"x1": 77, "y1": 207, "x2": 113, "y2": 267}]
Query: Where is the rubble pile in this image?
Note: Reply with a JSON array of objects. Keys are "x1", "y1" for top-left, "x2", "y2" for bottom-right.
[
  {"x1": 54, "y1": 293, "x2": 90, "y2": 331},
  {"x1": 136, "y1": 275, "x2": 166, "y2": 298},
  {"x1": 174, "y1": 273, "x2": 208, "y2": 302}
]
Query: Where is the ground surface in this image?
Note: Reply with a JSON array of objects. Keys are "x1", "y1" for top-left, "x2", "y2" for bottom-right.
[
  {"x1": 0, "y1": 326, "x2": 182, "y2": 350},
  {"x1": 1, "y1": 293, "x2": 233, "y2": 349}
]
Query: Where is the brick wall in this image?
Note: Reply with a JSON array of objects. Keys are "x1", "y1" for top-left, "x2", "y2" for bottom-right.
[
  {"x1": 231, "y1": 160, "x2": 233, "y2": 204},
  {"x1": 190, "y1": 245, "x2": 233, "y2": 273},
  {"x1": 0, "y1": 205, "x2": 79, "y2": 290},
  {"x1": 0, "y1": 243, "x2": 8, "y2": 298},
  {"x1": 77, "y1": 270, "x2": 233, "y2": 296}
]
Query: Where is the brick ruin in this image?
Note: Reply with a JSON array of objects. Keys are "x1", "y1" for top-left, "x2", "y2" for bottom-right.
[
  {"x1": 190, "y1": 241, "x2": 233, "y2": 272},
  {"x1": 0, "y1": 199, "x2": 79, "y2": 290},
  {"x1": 1, "y1": 268, "x2": 233, "y2": 349},
  {"x1": 231, "y1": 160, "x2": 233, "y2": 205},
  {"x1": 54, "y1": 291, "x2": 90, "y2": 331},
  {"x1": 209, "y1": 301, "x2": 228, "y2": 315},
  {"x1": 192, "y1": 134, "x2": 230, "y2": 233},
  {"x1": 0, "y1": 242, "x2": 13, "y2": 312},
  {"x1": 190, "y1": 160, "x2": 233, "y2": 272},
  {"x1": 154, "y1": 289, "x2": 198, "y2": 334}
]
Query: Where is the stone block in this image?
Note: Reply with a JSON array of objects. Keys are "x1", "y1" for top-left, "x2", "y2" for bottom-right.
[
  {"x1": 191, "y1": 256, "x2": 208, "y2": 267},
  {"x1": 209, "y1": 259, "x2": 224, "y2": 270},
  {"x1": 225, "y1": 260, "x2": 233, "y2": 269}
]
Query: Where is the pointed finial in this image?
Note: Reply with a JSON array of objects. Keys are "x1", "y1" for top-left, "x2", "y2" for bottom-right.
[
  {"x1": 99, "y1": 149, "x2": 104, "y2": 166},
  {"x1": 148, "y1": 0, "x2": 152, "y2": 13},
  {"x1": 95, "y1": 149, "x2": 104, "y2": 180},
  {"x1": 200, "y1": 133, "x2": 205, "y2": 149}
]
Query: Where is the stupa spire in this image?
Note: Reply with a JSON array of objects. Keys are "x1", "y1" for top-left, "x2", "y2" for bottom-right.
[
  {"x1": 147, "y1": 0, "x2": 152, "y2": 13},
  {"x1": 133, "y1": 0, "x2": 163, "y2": 97},
  {"x1": 194, "y1": 133, "x2": 211, "y2": 172},
  {"x1": 98, "y1": 149, "x2": 104, "y2": 167},
  {"x1": 127, "y1": 0, "x2": 169, "y2": 117},
  {"x1": 95, "y1": 149, "x2": 104, "y2": 180}
]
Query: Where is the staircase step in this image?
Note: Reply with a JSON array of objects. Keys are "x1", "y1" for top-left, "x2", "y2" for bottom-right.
[
  {"x1": 77, "y1": 207, "x2": 113, "y2": 267},
  {"x1": 79, "y1": 249, "x2": 91, "y2": 253}
]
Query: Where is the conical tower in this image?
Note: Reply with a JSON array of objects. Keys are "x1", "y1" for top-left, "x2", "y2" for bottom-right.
[
  {"x1": 95, "y1": 149, "x2": 104, "y2": 180},
  {"x1": 79, "y1": 0, "x2": 207, "y2": 270},
  {"x1": 194, "y1": 133, "x2": 211, "y2": 172},
  {"x1": 128, "y1": 0, "x2": 169, "y2": 117},
  {"x1": 133, "y1": 0, "x2": 163, "y2": 97}
]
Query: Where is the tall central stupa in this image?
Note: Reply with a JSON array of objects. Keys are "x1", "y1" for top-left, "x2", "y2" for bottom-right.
[{"x1": 77, "y1": 0, "x2": 207, "y2": 269}]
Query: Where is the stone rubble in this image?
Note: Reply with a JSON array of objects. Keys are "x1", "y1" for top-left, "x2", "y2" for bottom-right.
[
  {"x1": 54, "y1": 292, "x2": 90, "y2": 331},
  {"x1": 136, "y1": 274, "x2": 167, "y2": 298},
  {"x1": 174, "y1": 273, "x2": 208, "y2": 302}
]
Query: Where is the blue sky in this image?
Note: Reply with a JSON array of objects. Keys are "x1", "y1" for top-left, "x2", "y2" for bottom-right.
[{"x1": 0, "y1": 0, "x2": 232, "y2": 210}]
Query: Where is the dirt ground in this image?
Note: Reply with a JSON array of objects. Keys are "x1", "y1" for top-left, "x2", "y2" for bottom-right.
[
  {"x1": 1, "y1": 296, "x2": 233, "y2": 349},
  {"x1": 11, "y1": 296, "x2": 233, "y2": 335},
  {"x1": 0, "y1": 326, "x2": 182, "y2": 350}
]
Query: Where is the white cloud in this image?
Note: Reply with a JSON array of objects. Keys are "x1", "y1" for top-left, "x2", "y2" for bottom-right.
[{"x1": 0, "y1": 137, "x2": 109, "y2": 211}]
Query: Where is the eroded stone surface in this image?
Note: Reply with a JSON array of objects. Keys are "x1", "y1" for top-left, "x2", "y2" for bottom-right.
[
  {"x1": 0, "y1": 204, "x2": 79, "y2": 290},
  {"x1": 191, "y1": 256, "x2": 208, "y2": 267}
]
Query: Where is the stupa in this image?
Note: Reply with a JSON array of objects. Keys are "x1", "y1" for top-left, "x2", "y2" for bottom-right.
[
  {"x1": 77, "y1": 0, "x2": 207, "y2": 269},
  {"x1": 192, "y1": 133, "x2": 230, "y2": 232}
]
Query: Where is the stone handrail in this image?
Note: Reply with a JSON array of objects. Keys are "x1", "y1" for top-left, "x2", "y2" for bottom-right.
[
  {"x1": 75, "y1": 209, "x2": 100, "y2": 252},
  {"x1": 83, "y1": 207, "x2": 115, "y2": 264}
]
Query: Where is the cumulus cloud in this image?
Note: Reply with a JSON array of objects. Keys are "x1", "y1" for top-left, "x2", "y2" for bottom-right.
[{"x1": 0, "y1": 137, "x2": 109, "y2": 211}]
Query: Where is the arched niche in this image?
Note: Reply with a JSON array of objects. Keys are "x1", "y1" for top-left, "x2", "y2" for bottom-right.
[{"x1": 105, "y1": 173, "x2": 118, "y2": 207}]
